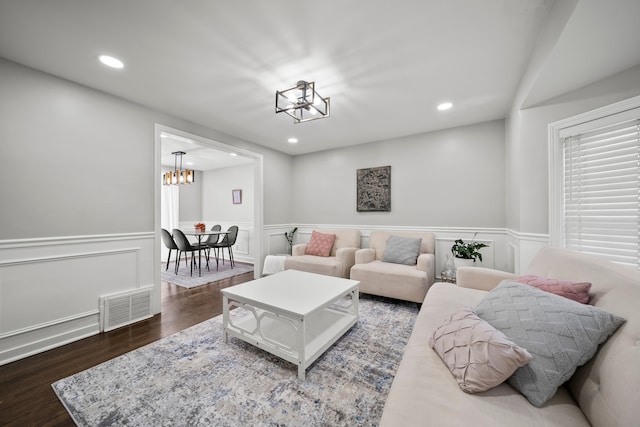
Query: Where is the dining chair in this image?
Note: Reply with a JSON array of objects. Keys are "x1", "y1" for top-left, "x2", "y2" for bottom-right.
[
  {"x1": 203, "y1": 224, "x2": 222, "y2": 263},
  {"x1": 210, "y1": 225, "x2": 239, "y2": 268},
  {"x1": 161, "y1": 228, "x2": 179, "y2": 272},
  {"x1": 172, "y1": 229, "x2": 202, "y2": 276}
]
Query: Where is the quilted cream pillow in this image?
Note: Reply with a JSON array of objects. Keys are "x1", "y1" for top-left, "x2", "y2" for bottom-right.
[{"x1": 429, "y1": 307, "x2": 532, "y2": 393}]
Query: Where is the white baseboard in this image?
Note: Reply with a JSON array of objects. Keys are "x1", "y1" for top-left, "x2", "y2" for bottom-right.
[{"x1": 0, "y1": 311, "x2": 99, "y2": 366}]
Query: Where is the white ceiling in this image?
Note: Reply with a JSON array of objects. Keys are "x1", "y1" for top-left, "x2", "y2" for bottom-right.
[
  {"x1": 1, "y1": 0, "x2": 639, "y2": 160},
  {"x1": 160, "y1": 132, "x2": 253, "y2": 171}
]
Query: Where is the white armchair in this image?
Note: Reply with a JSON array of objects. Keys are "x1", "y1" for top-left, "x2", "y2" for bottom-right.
[
  {"x1": 350, "y1": 231, "x2": 436, "y2": 303},
  {"x1": 284, "y1": 229, "x2": 361, "y2": 278}
]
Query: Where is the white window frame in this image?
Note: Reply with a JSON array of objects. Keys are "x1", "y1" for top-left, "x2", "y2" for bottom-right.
[{"x1": 548, "y1": 95, "x2": 640, "y2": 265}]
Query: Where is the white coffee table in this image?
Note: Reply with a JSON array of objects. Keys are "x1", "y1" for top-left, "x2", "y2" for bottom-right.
[{"x1": 222, "y1": 269, "x2": 359, "y2": 380}]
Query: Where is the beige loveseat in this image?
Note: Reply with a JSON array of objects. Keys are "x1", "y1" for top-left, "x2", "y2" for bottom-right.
[
  {"x1": 350, "y1": 231, "x2": 435, "y2": 303},
  {"x1": 284, "y1": 229, "x2": 361, "y2": 278},
  {"x1": 381, "y1": 247, "x2": 639, "y2": 426}
]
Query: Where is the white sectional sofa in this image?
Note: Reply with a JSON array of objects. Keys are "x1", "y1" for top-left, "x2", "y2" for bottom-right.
[{"x1": 380, "y1": 247, "x2": 639, "y2": 427}]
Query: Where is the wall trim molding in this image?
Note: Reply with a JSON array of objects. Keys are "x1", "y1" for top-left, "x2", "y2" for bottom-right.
[
  {"x1": 0, "y1": 311, "x2": 100, "y2": 366},
  {"x1": 0, "y1": 231, "x2": 154, "y2": 249},
  {"x1": 265, "y1": 223, "x2": 506, "y2": 234},
  {"x1": 0, "y1": 247, "x2": 141, "y2": 268},
  {"x1": 266, "y1": 224, "x2": 549, "y2": 242},
  {"x1": 0, "y1": 309, "x2": 98, "y2": 340},
  {"x1": 505, "y1": 228, "x2": 549, "y2": 243}
]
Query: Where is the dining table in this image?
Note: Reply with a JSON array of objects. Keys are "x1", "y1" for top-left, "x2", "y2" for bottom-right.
[{"x1": 183, "y1": 230, "x2": 229, "y2": 276}]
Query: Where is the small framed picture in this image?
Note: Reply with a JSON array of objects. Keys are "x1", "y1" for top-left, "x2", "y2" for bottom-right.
[{"x1": 232, "y1": 189, "x2": 242, "y2": 204}]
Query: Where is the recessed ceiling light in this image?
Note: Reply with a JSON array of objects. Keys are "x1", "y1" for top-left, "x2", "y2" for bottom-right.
[
  {"x1": 98, "y1": 55, "x2": 124, "y2": 69},
  {"x1": 230, "y1": 152, "x2": 238, "y2": 156},
  {"x1": 288, "y1": 137, "x2": 298, "y2": 144},
  {"x1": 437, "y1": 102, "x2": 453, "y2": 111}
]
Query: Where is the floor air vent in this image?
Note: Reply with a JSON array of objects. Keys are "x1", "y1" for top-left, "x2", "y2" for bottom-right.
[{"x1": 100, "y1": 286, "x2": 153, "y2": 332}]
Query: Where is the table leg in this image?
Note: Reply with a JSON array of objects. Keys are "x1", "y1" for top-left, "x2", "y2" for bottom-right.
[
  {"x1": 197, "y1": 235, "x2": 202, "y2": 277},
  {"x1": 297, "y1": 317, "x2": 306, "y2": 380},
  {"x1": 222, "y1": 295, "x2": 229, "y2": 343}
]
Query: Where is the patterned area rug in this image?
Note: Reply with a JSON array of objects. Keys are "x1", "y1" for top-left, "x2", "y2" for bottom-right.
[
  {"x1": 52, "y1": 295, "x2": 418, "y2": 426},
  {"x1": 161, "y1": 260, "x2": 254, "y2": 288}
]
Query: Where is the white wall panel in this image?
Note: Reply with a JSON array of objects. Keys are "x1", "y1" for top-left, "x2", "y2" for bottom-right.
[
  {"x1": 262, "y1": 224, "x2": 522, "y2": 279},
  {"x1": 0, "y1": 249, "x2": 139, "y2": 331},
  {"x1": 0, "y1": 232, "x2": 156, "y2": 365}
]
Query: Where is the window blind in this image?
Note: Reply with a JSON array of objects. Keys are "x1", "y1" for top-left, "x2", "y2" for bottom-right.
[{"x1": 562, "y1": 118, "x2": 640, "y2": 267}]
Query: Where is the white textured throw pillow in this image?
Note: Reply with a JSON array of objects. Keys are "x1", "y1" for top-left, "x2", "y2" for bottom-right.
[{"x1": 430, "y1": 307, "x2": 532, "y2": 393}]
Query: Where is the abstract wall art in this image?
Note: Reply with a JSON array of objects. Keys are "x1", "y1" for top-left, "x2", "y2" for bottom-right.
[{"x1": 357, "y1": 166, "x2": 391, "y2": 212}]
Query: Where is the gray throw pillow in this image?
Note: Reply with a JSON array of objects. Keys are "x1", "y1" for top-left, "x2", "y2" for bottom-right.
[
  {"x1": 382, "y1": 235, "x2": 422, "y2": 265},
  {"x1": 475, "y1": 280, "x2": 625, "y2": 407}
]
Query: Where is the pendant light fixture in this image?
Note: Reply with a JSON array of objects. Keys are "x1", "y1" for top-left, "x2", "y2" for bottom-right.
[{"x1": 163, "y1": 151, "x2": 194, "y2": 185}]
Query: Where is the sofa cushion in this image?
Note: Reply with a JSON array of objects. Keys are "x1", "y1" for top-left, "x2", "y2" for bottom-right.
[
  {"x1": 305, "y1": 231, "x2": 336, "y2": 257},
  {"x1": 284, "y1": 255, "x2": 342, "y2": 277},
  {"x1": 351, "y1": 261, "x2": 430, "y2": 303},
  {"x1": 380, "y1": 283, "x2": 591, "y2": 427},
  {"x1": 475, "y1": 280, "x2": 625, "y2": 407},
  {"x1": 430, "y1": 307, "x2": 532, "y2": 393},
  {"x1": 382, "y1": 235, "x2": 422, "y2": 265},
  {"x1": 517, "y1": 274, "x2": 591, "y2": 304}
]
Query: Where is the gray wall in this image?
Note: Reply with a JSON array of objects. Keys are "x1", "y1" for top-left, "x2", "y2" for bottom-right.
[
  {"x1": 202, "y1": 165, "x2": 254, "y2": 223},
  {"x1": 0, "y1": 57, "x2": 292, "y2": 239},
  {"x1": 290, "y1": 120, "x2": 506, "y2": 228},
  {"x1": 0, "y1": 59, "x2": 154, "y2": 239},
  {"x1": 178, "y1": 171, "x2": 203, "y2": 222},
  {"x1": 507, "y1": 64, "x2": 640, "y2": 234}
]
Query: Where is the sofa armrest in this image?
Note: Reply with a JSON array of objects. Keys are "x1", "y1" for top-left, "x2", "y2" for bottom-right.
[
  {"x1": 456, "y1": 266, "x2": 517, "y2": 291},
  {"x1": 355, "y1": 248, "x2": 376, "y2": 264},
  {"x1": 336, "y1": 247, "x2": 358, "y2": 278},
  {"x1": 292, "y1": 244, "x2": 307, "y2": 256},
  {"x1": 416, "y1": 253, "x2": 435, "y2": 276}
]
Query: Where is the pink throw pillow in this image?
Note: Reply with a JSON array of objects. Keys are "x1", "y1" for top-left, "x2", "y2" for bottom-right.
[
  {"x1": 430, "y1": 307, "x2": 532, "y2": 393},
  {"x1": 305, "y1": 231, "x2": 336, "y2": 257},
  {"x1": 516, "y1": 274, "x2": 591, "y2": 304}
]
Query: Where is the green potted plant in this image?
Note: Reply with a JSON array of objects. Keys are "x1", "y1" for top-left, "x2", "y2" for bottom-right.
[
  {"x1": 451, "y1": 234, "x2": 488, "y2": 268},
  {"x1": 284, "y1": 227, "x2": 298, "y2": 255}
]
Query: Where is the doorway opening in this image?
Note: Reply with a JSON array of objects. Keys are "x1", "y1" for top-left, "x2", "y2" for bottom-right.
[{"x1": 154, "y1": 124, "x2": 264, "y2": 290}]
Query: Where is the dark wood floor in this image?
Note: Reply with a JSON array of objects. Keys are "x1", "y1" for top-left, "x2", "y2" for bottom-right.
[{"x1": 0, "y1": 270, "x2": 255, "y2": 427}]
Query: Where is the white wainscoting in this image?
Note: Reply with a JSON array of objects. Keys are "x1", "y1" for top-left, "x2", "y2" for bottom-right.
[
  {"x1": 0, "y1": 232, "x2": 156, "y2": 366},
  {"x1": 506, "y1": 230, "x2": 549, "y2": 274},
  {"x1": 265, "y1": 227, "x2": 295, "y2": 256},
  {"x1": 262, "y1": 224, "x2": 549, "y2": 278}
]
